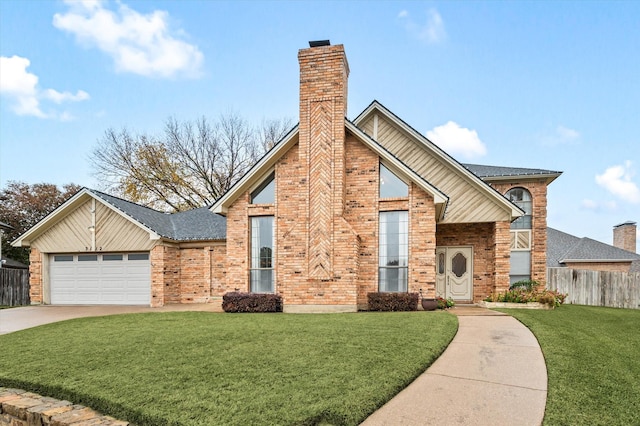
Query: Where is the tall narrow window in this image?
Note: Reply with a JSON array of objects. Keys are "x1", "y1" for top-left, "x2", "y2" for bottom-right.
[
  {"x1": 379, "y1": 211, "x2": 408, "y2": 292},
  {"x1": 379, "y1": 163, "x2": 408, "y2": 198},
  {"x1": 506, "y1": 187, "x2": 532, "y2": 284},
  {"x1": 251, "y1": 172, "x2": 275, "y2": 204},
  {"x1": 250, "y1": 216, "x2": 274, "y2": 292},
  {"x1": 506, "y1": 188, "x2": 532, "y2": 229}
]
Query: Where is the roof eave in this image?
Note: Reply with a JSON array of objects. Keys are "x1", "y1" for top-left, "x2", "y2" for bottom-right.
[
  {"x1": 354, "y1": 101, "x2": 524, "y2": 221},
  {"x1": 11, "y1": 188, "x2": 90, "y2": 247},
  {"x1": 345, "y1": 120, "x2": 449, "y2": 221},
  {"x1": 210, "y1": 125, "x2": 300, "y2": 215},
  {"x1": 480, "y1": 173, "x2": 563, "y2": 185}
]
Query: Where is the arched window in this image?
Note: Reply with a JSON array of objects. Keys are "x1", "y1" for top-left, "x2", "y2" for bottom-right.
[{"x1": 506, "y1": 187, "x2": 532, "y2": 229}]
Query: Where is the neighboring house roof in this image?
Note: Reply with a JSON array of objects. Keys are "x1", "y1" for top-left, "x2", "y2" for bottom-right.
[
  {"x1": 463, "y1": 164, "x2": 562, "y2": 184},
  {"x1": 1, "y1": 257, "x2": 28, "y2": 269},
  {"x1": 12, "y1": 188, "x2": 226, "y2": 247},
  {"x1": 547, "y1": 227, "x2": 640, "y2": 269},
  {"x1": 0, "y1": 221, "x2": 14, "y2": 231}
]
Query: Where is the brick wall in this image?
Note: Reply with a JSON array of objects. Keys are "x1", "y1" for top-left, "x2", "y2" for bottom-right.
[
  {"x1": 28, "y1": 248, "x2": 42, "y2": 304},
  {"x1": 0, "y1": 387, "x2": 127, "y2": 425},
  {"x1": 436, "y1": 222, "x2": 510, "y2": 302},
  {"x1": 613, "y1": 222, "x2": 637, "y2": 253},
  {"x1": 491, "y1": 179, "x2": 549, "y2": 285},
  {"x1": 564, "y1": 261, "x2": 632, "y2": 273}
]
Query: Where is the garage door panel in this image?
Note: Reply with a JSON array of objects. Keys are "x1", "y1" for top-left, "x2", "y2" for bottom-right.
[{"x1": 50, "y1": 253, "x2": 150, "y2": 305}]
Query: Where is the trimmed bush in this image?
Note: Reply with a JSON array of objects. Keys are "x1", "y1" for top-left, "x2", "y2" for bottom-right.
[
  {"x1": 222, "y1": 292, "x2": 283, "y2": 313},
  {"x1": 367, "y1": 292, "x2": 419, "y2": 311},
  {"x1": 509, "y1": 279, "x2": 539, "y2": 291}
]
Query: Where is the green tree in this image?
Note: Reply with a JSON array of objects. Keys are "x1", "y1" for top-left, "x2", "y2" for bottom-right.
[{"x1": 0, "y1": 182, "x2": 81, "y2": 264}]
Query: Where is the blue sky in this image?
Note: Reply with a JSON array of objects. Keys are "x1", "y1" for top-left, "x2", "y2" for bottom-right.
[{"x1": 1, "y1": 0, "x2": 638, "y2": 247}]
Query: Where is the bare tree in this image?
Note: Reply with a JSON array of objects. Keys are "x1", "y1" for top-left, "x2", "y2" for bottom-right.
[
  {"x1": 258, "y1": 117, "x2": 295, "y2": 152},
  {"x1": 90, "y1": 113, "x2": 293, "y2": 212}
]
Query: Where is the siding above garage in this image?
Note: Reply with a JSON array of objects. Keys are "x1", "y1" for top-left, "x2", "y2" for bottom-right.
[{"x1": 30, "y1": 198, "x2": 156, "y2": 253}]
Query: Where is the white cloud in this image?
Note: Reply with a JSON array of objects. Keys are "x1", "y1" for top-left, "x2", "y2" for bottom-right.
[
  {"x1": 595, "y1": 161, "x2": 640, "y2": 204},
  {"x1": 43, "y1": 88, "x2": 90, "y2": 104},
  {"x1": 53, "y1": 0, "x2": 203, "y2": 78},
  {"x1": 0, "y1": 55, "x2": 89, "y2": 119},
  {"x1": 540, "y1": 125, "x2": 580, "y2": 146},
  {"x1": 0, "y1": 55, "x2": 45, "y2": 117},
  {"x1": 398, "y1": 9, "x2": 446, "y2": 44},
  {"x1": 581, "y1": 199, "x2": 617, "y2": 211},
  {"x1": 426, "y1": 121, "x2": 487, "y2": 160}
]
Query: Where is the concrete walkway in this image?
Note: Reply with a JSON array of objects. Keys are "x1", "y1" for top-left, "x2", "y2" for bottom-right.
[
  {"x1": 0, "y1": 304, "x2": 220, "y2": 335},
  {"x1": 362, "y1": 306, "x2": 547, "y2": 426}
]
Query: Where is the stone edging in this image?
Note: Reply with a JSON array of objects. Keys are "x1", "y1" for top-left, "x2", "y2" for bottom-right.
[
  {"x1": 0, "y1": 387, "x2": 128, "y2": 425},
  {"x1": 477, "y1": 301, "x2": 554, "y2": 310}
]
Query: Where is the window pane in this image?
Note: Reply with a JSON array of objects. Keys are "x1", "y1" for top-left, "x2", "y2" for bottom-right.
[
  {"x1": 103, "y1": 254, "x2": 123, "y2": 261},
  {"x1": 510, "y1": 251, "x2": 531, "y2": 275},
  {"x1": 451, "y1": 253, "x2": 467, "y2": 278},
  {"x1": 438, "y1": 253, "x2": 445, "y2": 274},
  {"x1": 507, "y1": 188, "x2": 532, "y2": 230},
  {"x1": 379, "y1": 267, "x2": 408, "y2": 292},
  {"x1": 251, "y1": 216, "x2": 275, "y2": 293},
  {"x1": 380, "y1": 164, "x2": 408, "y2": 198},
  {"x1": 54, "y1": 255, "x2": 73, "y2": 262},
  {"x1": 78, "y1": 255, "x2": 98, "y2": 261},
  {"x1": 250, "y1": 269, "x2": 274, "y2": 293},
  {"x1": 128, "y1": 253, "x2": 149, "y2": 261},
  {"x1": 251, "y1": 173, "x2": 275, "y2": 204},
  {"x1": 379, "y1": 211, "x2": 408, "y2": 292}
]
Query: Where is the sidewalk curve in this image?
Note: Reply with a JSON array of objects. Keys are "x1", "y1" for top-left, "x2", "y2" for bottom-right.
[{"x1": 362, "y1": 307, "x2": 547, "y2": 426}]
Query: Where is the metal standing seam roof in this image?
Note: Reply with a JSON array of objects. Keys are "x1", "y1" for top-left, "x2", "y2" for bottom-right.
[
  {"x1": 89, "y1": 189, "x2": 226, "y2": 241},
  {"x1": 547, "y1": 227, "x2": 640, "y2": 266}
]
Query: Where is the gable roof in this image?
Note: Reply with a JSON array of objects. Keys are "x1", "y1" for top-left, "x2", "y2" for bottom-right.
[
  {"x1": 210, "y1": 119, "x2": 451, "y2": 219},
  {"x1": 353, "y1": 101, "x2": 525, "y2": 221},
  {"x1": 547, "y1": 227, "x2": 640, "y2": 267},
  {"x1": 12, "y1": 188, "x2": 226, "y2": 247},
  {"x1": 463, "y1": 164, "x2": 562, "y2": 184}
]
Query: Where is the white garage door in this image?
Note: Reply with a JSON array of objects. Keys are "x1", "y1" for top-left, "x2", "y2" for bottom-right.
[{"x1": 50, "y1": 253, "x2": 151, "y2": 305}]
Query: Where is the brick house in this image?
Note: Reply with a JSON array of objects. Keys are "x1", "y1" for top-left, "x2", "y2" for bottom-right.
[
  {"x1": 13, "y1": 41, "x2": 561, "y2": 311},
  {"x1": 548, "y1": 222, "x2": 639, "y2": 273}
]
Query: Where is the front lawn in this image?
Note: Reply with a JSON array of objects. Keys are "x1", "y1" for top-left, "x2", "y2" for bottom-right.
[
  {"x1": 502, "y1": 305, "x2": 640, "y2": 426},
  {"x1": 0, "y1": 311, "x2": 457, "y2": 425}
]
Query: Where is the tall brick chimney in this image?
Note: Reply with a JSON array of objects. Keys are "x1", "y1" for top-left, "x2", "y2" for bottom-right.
[
  {"x1": 298, "y1": 41, "x2": 350, "y2": 280},
  {"x1": 613, "y1": 221, "x2": 637, "y2": 253}
]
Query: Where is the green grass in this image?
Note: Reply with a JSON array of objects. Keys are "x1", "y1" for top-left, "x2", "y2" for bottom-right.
[
  {"x1": 501, "y1": 305, "x2": 640, "y2": 426},
  {"x1": 0, "y1": 311, "x2": 457, "y2": 425}
]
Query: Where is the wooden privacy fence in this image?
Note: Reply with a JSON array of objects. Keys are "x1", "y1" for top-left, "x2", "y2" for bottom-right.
[
  {"x1": 547, "y1": 267, "x2": 640, "y2": 309},
  {"x1": 0, "y1": 268, "x2": 30, "y2": 306}
]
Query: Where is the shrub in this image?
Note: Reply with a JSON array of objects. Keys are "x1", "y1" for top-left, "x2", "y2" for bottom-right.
[
  {"x1": 368, "y1": 292, "x2": 419, "y2": 311},
  {"x1": 222, "y1": 292, "x2": 283, "y2": 313},
  {"x1": 484, "y1": 287, "x2": 568, "y2": 308},
  {"x1": 509, "y1": 279, "x2": 539, "y2": 291},
  {"x1": 436, "y1": 296, "x2": 455, "y2": 309}
]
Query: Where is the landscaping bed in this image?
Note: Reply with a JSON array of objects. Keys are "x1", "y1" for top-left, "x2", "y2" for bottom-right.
[{"x1": 0, "y1": 311, "x2": 457, "y2": 425}]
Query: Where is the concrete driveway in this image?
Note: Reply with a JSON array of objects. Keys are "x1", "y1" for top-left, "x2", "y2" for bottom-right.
[{"x1": 0, "y1": 304, "x2": 220, "y2": 335}]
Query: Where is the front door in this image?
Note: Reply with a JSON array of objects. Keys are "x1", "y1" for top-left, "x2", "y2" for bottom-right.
[{"x1": 435, "y1": 246, "x2": 473, "y2": 301}]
